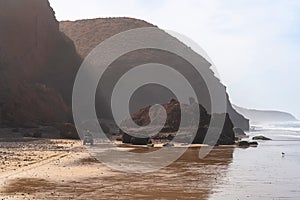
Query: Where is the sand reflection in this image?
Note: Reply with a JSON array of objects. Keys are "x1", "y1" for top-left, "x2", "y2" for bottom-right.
[{"x1": 1, "y1": 146, "x2": 234, "y2": 200}]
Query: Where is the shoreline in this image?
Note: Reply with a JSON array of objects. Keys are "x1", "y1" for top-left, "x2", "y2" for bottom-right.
[
  {"x1": 0, "y1": 139, "x2": 237, "y2": 200},
  {"x1": 0, "y1": 133, "x2": 297, "y2": 199}
]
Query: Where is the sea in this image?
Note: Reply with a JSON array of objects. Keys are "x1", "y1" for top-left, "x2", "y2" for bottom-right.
[
  {"x1": 210, "y1": 121, "x2": 300, "y2": 200},
  {"x1": 88, "y1": 121, "x2": 300, "y2": 199}
]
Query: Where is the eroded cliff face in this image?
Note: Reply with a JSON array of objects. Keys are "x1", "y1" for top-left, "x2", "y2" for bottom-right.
[
  {"x1": 0, "y1": 0, "x2": 81, "y2": 127},
  {"x1": 60, "y1": 18, "x2": 249, "y2": 130},
  {"x1": 121, "y1": 99, "x2": 235, "y2": 145},
  {"x1": 0, "y1": 0, "x2": 248, "y2": 131},
  {"x1": 60, "y1": 18, "x2": 155, "y2": 58}
]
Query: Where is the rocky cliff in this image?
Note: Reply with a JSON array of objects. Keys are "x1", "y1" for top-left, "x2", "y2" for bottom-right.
[
  {"x1": 0, "y1": 0, "x2": 81, "y2": 127},
  {"x1": 0, "y1": 0, "x2": 248, "y2": 132},
  {"x1": 60, "y1": 18, "x2": 249, "y2": 130},
  {"x1": 121, "y1": 99, "x2": 235, "y2": 145}
]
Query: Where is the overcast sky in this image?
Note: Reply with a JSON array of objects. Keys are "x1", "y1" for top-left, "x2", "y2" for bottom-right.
[{"x1": 49, "y1": 0, "x2": 300, "y2": 118}]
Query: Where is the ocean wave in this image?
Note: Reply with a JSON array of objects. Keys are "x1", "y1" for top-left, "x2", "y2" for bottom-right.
[{"x1": 251, "y1": 121, "x2": 300, "y2": 132}]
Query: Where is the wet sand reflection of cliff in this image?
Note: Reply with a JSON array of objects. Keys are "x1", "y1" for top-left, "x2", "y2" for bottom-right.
[
  {"x1": 77, "y1": 147, "x2": 233, "y2": 200},
  {"x1": 2, "y1": 147, "x2": 233, "y2": 200}
]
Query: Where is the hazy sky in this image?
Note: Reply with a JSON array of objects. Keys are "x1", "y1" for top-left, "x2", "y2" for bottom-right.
[{"x1": 49, "y1": 0, "x2": 300, "y2": 118}]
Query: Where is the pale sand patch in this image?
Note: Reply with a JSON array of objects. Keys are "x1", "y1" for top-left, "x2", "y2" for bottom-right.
[{"x1": 0, "y1": 139, "x2": 118, "y2": 199}]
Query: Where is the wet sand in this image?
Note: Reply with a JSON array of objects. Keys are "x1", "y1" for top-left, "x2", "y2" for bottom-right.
[
  {"x1": 0, "y1": 138, "x2": 233, "y2": 200},
  {"x1": 0, "y1": 131, "x2": 300, "y2": 199}
]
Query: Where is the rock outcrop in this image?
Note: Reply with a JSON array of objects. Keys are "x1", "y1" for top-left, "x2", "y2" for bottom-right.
[
  {"x1": 252, "y1": 135, "x2": 271, "y2": 141},
  {"x1": 0, "y1": 0, "x2": 81, "y2": 127},
  {"x1": 121, "y1": 99, "x2": 235, "y2": 145},
  {"x1": 60, "y1": 18, "x2": 249, "y2": 131}
]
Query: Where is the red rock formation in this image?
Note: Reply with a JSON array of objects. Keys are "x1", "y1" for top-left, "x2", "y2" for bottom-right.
[
  {"x1": 60, "y1": 17, "x2": 155, "y2": 58},
  {"x1": 121, "y1": 99, "x2": 235, "y2": 145},
  {"x1": 0, "y1": 0, "x2": 81, "y2": 127},
  {"x1": 0, "y1": 0, "x2": 248, "y2": 133},
  {"x1": 60, "y1": 18, "x2": 249, "y2": 130}
]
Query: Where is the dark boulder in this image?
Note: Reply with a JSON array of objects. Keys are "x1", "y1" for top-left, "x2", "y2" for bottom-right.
[
  {"x1": 131, "y1": 137, "x2": 151, "y2": 145},
  {"x1": 120, "y1": 99, "x2": 235, "y2": 145},
  {"x1": 238, "y1": 140, "x2": 259, "y2": 147},
  {"x1": 163, "y1": 143, "x2": 175, "y2": 147},
  {"x1": 238, "y1": 140, "x2": 250, "y2": 147},
  {"x1": 249, "y1": 141, "x2": 258, "y2": 146},
  {"x1": 252, "y1": 135, "x2": 271, "y2": 140},
  {"x1": 121, "y1": 131, "x2": 151, "y2": 145},
  {"x1": 121, "y1": 131, "x2": 132, "y2": 144}
]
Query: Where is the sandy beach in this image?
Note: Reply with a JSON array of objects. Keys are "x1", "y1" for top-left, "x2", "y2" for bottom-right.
[
  {"x1": 1, "y1": 128, "x2": 300, "y2": 200},
  {"x1": 0, "y1": 137, "x2": 115, "y2": 199},
  {"x1": 0, "y1": 134, "x2": 234, "y2": 200}
]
